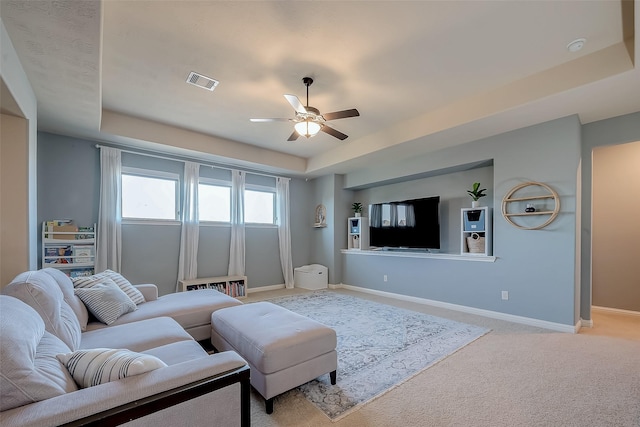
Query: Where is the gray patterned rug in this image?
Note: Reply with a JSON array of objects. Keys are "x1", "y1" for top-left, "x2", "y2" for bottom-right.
[{"x1": 268, "y1": 291, "x2": 490, "y2": 420}]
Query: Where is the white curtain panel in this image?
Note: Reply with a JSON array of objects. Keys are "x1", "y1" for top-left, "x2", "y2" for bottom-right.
[
  {"x1": 276, "y1": 177, "x2": 294, "y2": 288},
  {"x1": 228, "y1": 170, "x2": 245, "y2": 276},
  {"x1": 405, "y1": 204, "x2": 416, "y2": 227},
  {"x1": 177, "y1": 161, "x2": 200, "y2": 290},
  {"x1": 96, "y1": 147, "x2": 122, "y2": 273},
  {"x1": 370, "y1": 204, "x2": 382, "y2": 227}
]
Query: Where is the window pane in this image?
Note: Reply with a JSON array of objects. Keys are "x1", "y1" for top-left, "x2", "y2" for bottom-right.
[
  {"x1": 245, "y1": 189, "x2": 274, "y2": 224},
  {"x1": 397, "y1": 205, "x2": 407, "y2": 226},
  {"x1": 122, "y1": 174, "x2": 177, "y2": 220},
  {"x1": 199, "y1": 183, "x2": 231, "y2": 222}
]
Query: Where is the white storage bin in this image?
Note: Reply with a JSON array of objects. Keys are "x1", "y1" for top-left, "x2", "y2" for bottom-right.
[{"x1": 294, "y1": 264, "x2": 328, "y2": 290}]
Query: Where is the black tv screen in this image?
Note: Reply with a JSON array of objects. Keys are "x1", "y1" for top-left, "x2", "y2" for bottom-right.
[{"x1": 369, "y1": 196, "x2": 440, "y2": 250}]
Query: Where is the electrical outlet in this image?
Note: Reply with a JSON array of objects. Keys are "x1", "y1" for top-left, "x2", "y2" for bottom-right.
[
  {"x1": 501, "y1": 291, "x2": 509, "y2": 300},
  {"x1": 383, "y1": 275, "x2": 388, "y2": 282}
]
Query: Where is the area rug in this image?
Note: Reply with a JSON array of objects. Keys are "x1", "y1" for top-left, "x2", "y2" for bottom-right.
[{"x1": 267, "y1": 291, "x2": 490, "y2": 420}]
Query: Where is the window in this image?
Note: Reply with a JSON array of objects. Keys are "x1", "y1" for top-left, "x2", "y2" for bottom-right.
[
  {"x1": 245, "y1": 188, "x2": 275, "y2": 224},
  {"x1": 198, "y1": 181, "x2": 231, "y2": 222},
  {"x1": 381, "y1": 204, "x2": 408, "y2": 227},
  {"x1": 121, "y1": 168, "x2": 179, "y2": 220}
]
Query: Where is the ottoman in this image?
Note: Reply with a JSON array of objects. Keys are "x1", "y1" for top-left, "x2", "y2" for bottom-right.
[{"x1": 211, "y1": 301, "x2": 337, "y2": 414}]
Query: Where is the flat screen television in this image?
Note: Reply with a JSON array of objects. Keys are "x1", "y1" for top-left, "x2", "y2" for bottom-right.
[{"x1": 368, "y1": 196, "x2": 440, "y2": 250}]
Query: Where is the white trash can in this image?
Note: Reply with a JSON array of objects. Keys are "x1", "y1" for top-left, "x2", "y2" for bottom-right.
[{"x1": 294, "y1": 264, "x2": 328, "y2": 290}]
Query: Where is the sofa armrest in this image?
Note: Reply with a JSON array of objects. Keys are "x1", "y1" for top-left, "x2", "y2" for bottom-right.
[
  {"x1": 134, "y1": 284, "x2": 158, "y2": 301},
  {"x1": 0, "y1": 351, "x2": 249, "y2": 427}
]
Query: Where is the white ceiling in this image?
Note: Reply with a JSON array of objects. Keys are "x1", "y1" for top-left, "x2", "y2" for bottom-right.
[{"x1": 1, "y1": 0, "x2": 639, "y2": 177}]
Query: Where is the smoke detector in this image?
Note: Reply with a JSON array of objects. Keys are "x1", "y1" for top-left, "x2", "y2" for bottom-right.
[
  {"x1": 567, "y1": 38, "x2": 586, "y2": 53},
  {"x1": 186, "y1": 71, "x2": 219, "y2": 91}
]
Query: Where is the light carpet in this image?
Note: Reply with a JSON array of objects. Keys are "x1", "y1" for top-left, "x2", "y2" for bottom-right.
[{"x1": 267, "y1": 291, "x2": 490, "y2": 420}]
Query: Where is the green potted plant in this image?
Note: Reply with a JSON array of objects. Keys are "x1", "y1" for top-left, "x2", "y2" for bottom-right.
[
  {"x1": 467, "y1": 182, "x2": 487, "y2": 208},
  {"x1": 352, "y1": 202, "x2": 363, "y2": 217}
]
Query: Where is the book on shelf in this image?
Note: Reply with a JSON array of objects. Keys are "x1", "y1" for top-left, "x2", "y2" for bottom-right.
[
  {"x1": 73, "y1": 245, "x2": 94, "y2": 263},
  {"x1": 69, "y1": 268, "x2": 94, "y2": 278},
  {"x1": 45, "y1": 245, "x2": 73, "y2": 264},
  {"x1": 76, "y1": 226, "x2": 95, "y2": 240}
]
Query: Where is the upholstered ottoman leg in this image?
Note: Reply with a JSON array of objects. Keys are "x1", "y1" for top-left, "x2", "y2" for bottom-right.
[
  {"x1": 265, "y1": 397, "x2": 274, "y2": 414},
  {"x1": 330, "y1": 370, "x2": 337, "y2": 385}
]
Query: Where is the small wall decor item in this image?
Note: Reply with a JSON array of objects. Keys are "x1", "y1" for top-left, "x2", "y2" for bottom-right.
[
  {"x1": 352, "y1": 202, "x2": 363, "y2": 217},
  {"x1": 501, "y1": 181, "x2": 560, "y2": 230},
  {"x1": 467, "y1": 182, "x2": 487, "y2": 208},
  {"x1": 314, "y1": 204, "x2": 327, "y2": 227}
]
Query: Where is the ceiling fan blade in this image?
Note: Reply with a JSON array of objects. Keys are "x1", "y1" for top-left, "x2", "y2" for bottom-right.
[
  {"x1": 250, "y1": 118, "x2": 291, "y2": 122},
  {"x1": 321, "y1": 125, "x2": 348, "y2": 140},
  {"x1": 284, "y1": 94, "x2": 307, "y2": 114},
  {"x1": 322, "y1": 109, "x2": 360, "y2": 121},
  {"x1": 287, "y1": 130, "x2": 300, "y2": 141}
]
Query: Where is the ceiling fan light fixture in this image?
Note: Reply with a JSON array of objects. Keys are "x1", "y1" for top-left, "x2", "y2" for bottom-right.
[{"x1": 295, "y1": 120, "x2": 321, "y2": 138}]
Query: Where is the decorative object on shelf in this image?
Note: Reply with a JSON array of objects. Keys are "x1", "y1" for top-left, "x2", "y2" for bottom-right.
[
  {"x1": 467, "y1": 182, "x2": 487, "y2": 208},
  {"x1": 466, "y1": 232, "x2": 485, "y2": 254},
  {"x1": 502, "y1": 181, "x2": 560, "y2": 230},
  {"x1": 314, "y1": 204, "x2": 327, "y2": 227},
  {"x1": 352, "y1": 202, "x2": 363, "y2": 218}
]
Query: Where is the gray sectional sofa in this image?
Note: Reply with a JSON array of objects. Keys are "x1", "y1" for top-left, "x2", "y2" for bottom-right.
[{"x1": 0, "y1": 268, "x2": 250, "y2": 427}]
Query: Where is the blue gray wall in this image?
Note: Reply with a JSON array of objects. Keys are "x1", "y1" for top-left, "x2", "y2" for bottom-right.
[
  {"x1": 341, "y1": 116, "x2": 582, "y2": 327},
  {"x1": 37, "y1": 132, "x2": 313, "y2": 295},
  {"x1": 36, "y1": 111, "x2": 640, "y2": 324}
]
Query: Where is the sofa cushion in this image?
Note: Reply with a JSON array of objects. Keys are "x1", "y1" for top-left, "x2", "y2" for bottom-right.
[
  {"x1": 57, "y1": 348, "x2": 167, "y2": 388},
  {"x1": 0, "y1": 296, "x2": 78, "y2": 411},
  {"x1": 84, "y1": 289, "x2": 242, "y2": 333},
  {"x1": 74, "y1": 278, "x2": 137, "y2": 325},
  {"x1": 41, "y1": 267, "x2": 89, "y2": 331},
  {"x1": 3, "y1": 270, "x2": 82, "y2": 351},
  {"x1": 80, "y1": 317, "x2": 194, "y2": 353},
  {"x1": 72, "y1": 270, "x2": 145, "y2": 305},
  {"x1": 141, "y1": 340, "x2": 209, "y2": 366}
]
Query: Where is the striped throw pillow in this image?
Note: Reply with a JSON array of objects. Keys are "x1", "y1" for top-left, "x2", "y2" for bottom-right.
[
  {"x1": 74, "y1": 279, "x2": 136, "y2": 325},
  {"x1": 57, "y1": 348, "x2": 167, "y2": 388},
  {"x1": 72, "y1": 271, "x2": 145, "y2": 305}
]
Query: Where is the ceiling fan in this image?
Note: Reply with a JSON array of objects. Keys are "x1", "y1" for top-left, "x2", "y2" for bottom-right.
[{"x1": 250, "y1": 77, "x2": 360, "y2": 141}]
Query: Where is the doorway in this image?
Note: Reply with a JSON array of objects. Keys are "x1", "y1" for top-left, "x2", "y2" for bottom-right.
[{"x1": 590, "y1": 140, "x2": 640, "y2": 320}]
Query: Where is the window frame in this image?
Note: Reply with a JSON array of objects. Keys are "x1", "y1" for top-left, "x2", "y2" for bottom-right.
[{"x1": 121, "y1": 166, "x2": 181, "y2": 224}]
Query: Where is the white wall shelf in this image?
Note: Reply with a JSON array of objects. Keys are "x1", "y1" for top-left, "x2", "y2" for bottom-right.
[
  {"x1": 41, "y1": 222, "x2": 96, "y2": 277},
  {"x1": 341, "y1": 249, "x2": 496, "y2": 262},
  {"x1": 347, "y1": 217, "x2": 369, "y2": 250},
  {"x1": 461, "y1": 207, "x2": 492, "y2": 256}
]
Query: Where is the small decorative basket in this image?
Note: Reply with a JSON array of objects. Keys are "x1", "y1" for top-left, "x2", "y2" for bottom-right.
[{"x1": 466, "y1": 232, "x2": 485, "y2": 253}]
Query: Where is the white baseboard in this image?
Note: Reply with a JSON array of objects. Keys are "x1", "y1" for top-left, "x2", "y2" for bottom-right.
[
  {"x1": 581, "y1": 318, "x2": 594, "y2": 328},
  {"x1": 334, "y1": 283, "x2": 580, "y2": 333},
  {"x1": 592, "y1": 306, "x2": 640, "y2": 317},
  {"x1": 247, "y1": 284, "x2": 285, "y2": 293}
]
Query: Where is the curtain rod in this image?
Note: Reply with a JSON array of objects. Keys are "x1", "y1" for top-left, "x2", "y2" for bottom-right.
[{"x1": 94, "y1": 144, "x2": 288, "y2": 181}]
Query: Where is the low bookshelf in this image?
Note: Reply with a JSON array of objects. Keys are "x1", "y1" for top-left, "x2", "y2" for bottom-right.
[{"x1": 179, "y1": 275, "x2": 248, "y2": 299}]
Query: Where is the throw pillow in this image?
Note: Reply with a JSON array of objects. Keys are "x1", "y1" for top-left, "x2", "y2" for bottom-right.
[
  {"x1": 57, "y1": 348, "x2": 167, "y2": 388},
  {"x1": 74, "y1": 278, "x2": 136, "y2": 325},
  {"x1": 103, "y1": 270, "x2": 146, "y2": 305},
  {"x1": 72, "y1": 270, "x2": 145, "y2": 305}
]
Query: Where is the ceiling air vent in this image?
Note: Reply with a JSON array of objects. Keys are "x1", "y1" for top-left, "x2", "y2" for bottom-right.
[{"x1": 186, "y1": 71, "x2": 219, "y2": 91}]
